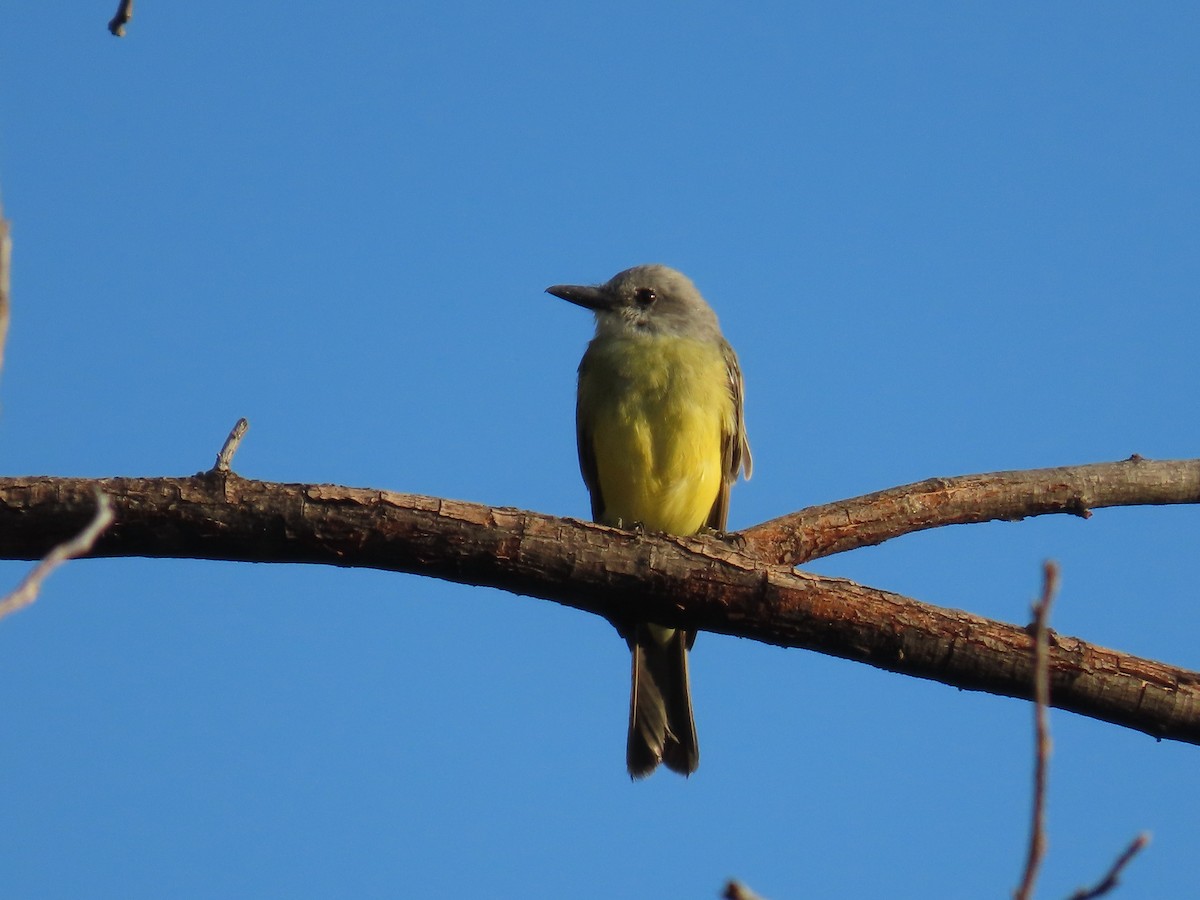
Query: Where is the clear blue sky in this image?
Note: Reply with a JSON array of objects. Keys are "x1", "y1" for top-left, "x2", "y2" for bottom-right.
[{"x1": 1, "y1": 4, "x2": 1197, "y2": 897}]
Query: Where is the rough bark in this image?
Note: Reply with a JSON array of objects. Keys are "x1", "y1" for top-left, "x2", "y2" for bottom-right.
[
  {"x1": 743, "y1": 456, "x2": 1200, "y2": 565},
  {"x1": 1, "y1": 466, "x2": 1198, "y2": 746}
]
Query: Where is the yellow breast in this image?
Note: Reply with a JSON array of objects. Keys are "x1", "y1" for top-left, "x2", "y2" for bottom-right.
[{"x1": 579, "y1": 333, "x2": 733, "y2": 535}]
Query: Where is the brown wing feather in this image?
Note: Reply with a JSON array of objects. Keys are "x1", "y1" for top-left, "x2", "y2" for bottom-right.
[
  {"x1": 576, "y1": 363, "x2": 605, "y2": 522},
  {"x1": 705, "y1": 340, "x2": 751, "y2": 531}
]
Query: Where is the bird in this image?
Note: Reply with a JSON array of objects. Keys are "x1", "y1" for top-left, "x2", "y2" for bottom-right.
[{"x1": 546, "y1": 264, "x2": 752, "y2": 778}]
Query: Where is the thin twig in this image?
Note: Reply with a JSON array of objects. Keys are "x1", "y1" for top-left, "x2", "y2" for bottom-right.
[
  {"x1": 1014, "y1": 561, "x2": 1059, "y2": 900},
  {"x1": 1067, "y1": 833, "x2": 1150, "y2": 900},
  {"x1": 0, "y1": 198, "x2": 10, "y2": 380},
  {"x1": 0, "y1": 489, "x2": 114, "y2": 621},
  {"x1": 108, "y1": 0, "x2": 134, "y2": 37},
  {"x1": 722, "y1": 880, "x2": 767, "y2": 900},
  {"x1": 213, "y1": 417, "x2": 249, "y2": 473}
]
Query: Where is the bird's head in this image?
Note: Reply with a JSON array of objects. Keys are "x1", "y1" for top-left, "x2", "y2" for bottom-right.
[{"x1": 547, "y1": 264, "x2": 721, "y2": 340}]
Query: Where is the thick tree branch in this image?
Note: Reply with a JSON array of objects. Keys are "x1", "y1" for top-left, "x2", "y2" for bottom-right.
[
  {"x1": 744, "y1": 457, "x2": 1200, "y2": 566},
  {"x1": 0, "y1": 471, "x2": 1198, "y2": 747}
]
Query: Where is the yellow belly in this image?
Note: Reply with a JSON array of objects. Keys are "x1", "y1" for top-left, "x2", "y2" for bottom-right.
[{"x1": 579, "y1": 333, "x2": 732, "y2": 535}]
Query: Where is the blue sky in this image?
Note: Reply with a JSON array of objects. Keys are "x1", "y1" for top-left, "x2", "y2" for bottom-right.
[{"x1": 1, "y1": 3, "x2": 1197, "y2": 897}]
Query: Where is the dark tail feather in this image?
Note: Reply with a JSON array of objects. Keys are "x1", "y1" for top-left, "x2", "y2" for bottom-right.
[{"x1": 626, "y1": 624, "x2": 699, "y2": 778}]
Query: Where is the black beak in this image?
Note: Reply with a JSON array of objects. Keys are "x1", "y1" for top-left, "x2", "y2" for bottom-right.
[{"x1": 546, "y1": 283, "x2": 614, "y2": 311}]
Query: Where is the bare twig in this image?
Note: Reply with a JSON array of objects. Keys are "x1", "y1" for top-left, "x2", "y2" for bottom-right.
[
  {"x1": 108, "y1": 0, "x2": 134, "y2": 36},
  {"x1": 722, "y1": 880, "x2": 767, "y2": 900},
  {"x1": 1067, "y1": 832, "x2": 1150, "y2": 900},
  {"x1": 0, "y1": 198, "x2": 10, "y2": 379},
  {"x1": 212, "y1": 417, "x2": 250, "y2": 473},
  {"x1": 1014, "y1": 561, "x2": 1059, "y2": 900},
  {"x1": 0, "y1": 489, "x2": 114, "y2": 621}
]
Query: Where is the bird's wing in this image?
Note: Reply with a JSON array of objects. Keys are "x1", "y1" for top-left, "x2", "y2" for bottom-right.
[
  {"x1": 706, "y1": 340, "x2": 752, "y2": 532},
  {"x1": 576, "y1": 361, "x2": 605, "y2": 522}
]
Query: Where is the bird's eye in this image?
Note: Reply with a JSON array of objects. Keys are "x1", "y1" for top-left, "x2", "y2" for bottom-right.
[{"x1": 634, "y1": 288, "x2": 657, "y2": 306}]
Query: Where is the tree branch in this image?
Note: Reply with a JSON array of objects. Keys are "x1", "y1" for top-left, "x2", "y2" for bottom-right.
[
  {"x1": 0, "y1": 470, "x2": 1198, "y2": 747},
  {"x1": 1014, "y1": 562, "x2": 1059, "y2": 900},
  {"x1": 743, "y1": 457, "x2": 1200, "y2": 566},
  {"x1": 212, "y1": 417, "x2": 249, "y2": 473},
  {"x1": 108, "y1": 0, "x2": 134, "y2": 37},
  {"x1": 0, "y1": 199, "x2": 10, "y2": 379},
  {"x1": 1067, "y1": 833, "x2": 1149, "y2": 900},
  {"x1": 0, "y1": 489, "x2": 114, "y2": 621}
]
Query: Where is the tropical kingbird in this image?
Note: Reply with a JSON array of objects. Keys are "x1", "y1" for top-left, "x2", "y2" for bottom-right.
[{"x1": 547, "y1": 264, "x2": 752, "y2": 778}]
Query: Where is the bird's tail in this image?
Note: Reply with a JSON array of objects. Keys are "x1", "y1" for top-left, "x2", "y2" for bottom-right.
[{"x1": 626, "y1": 623, "x2": 699, "y2": 778}]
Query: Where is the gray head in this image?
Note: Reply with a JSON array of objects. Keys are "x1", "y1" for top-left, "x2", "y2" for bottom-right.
[{"x1": 546, "y1": 264, "x2": 722, "y2": 340}]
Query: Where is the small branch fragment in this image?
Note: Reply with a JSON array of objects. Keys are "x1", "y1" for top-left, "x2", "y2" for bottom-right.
[
  {"x1": 108, "y1": 0, "x2": 134, "y2": 36},
  {"x1": 0, "y1": 489, "x2": 114, "y2": 621},
  {"x1": 1014, "y1": 561, "x2": 1059, "y2": 900},
  {"x1": 213, "y1": 417, "x2": 249, "y2": 473},
  {"x1": 1067, "y1": 832, "x2": 1150, "y2": 900},
  {"x1": 722, "y1": 880, "x2": 767, "y2": 900},
  {"x1": 0, "y1": 199, "x2": 10, "y2": 378}
]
